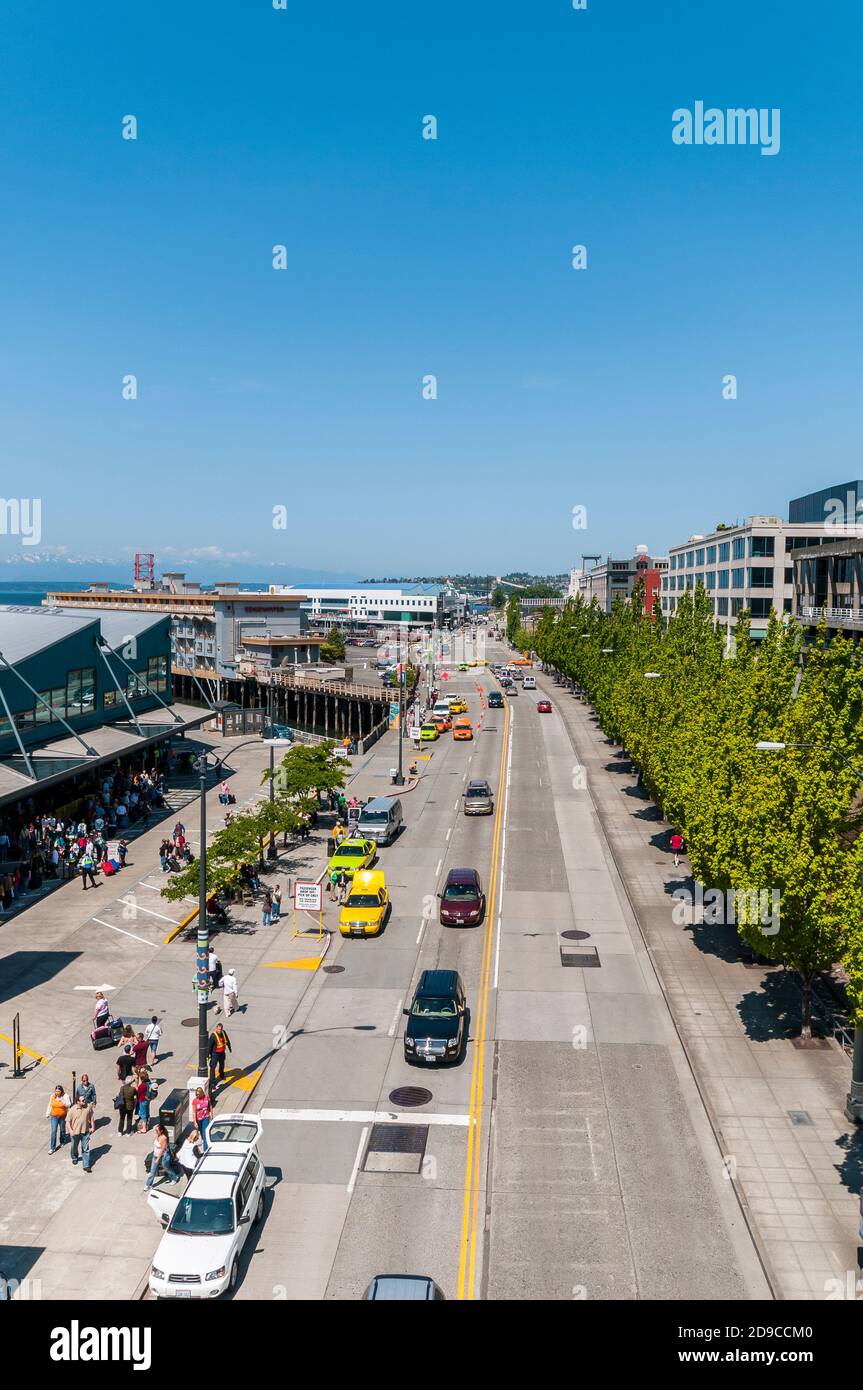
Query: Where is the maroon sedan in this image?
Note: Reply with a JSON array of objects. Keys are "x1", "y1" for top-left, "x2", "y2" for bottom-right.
[
  {"x1": 537, "y1": 700, "x2": 552, "y2": 713},
  {"x1": 438, "y1": 868, "x2": 485, "y2": 927}
]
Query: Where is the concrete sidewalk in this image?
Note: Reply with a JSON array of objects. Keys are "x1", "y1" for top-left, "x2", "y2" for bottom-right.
[{"x1": 541, "y1": 669, "x2": 863, "y2": 1301}]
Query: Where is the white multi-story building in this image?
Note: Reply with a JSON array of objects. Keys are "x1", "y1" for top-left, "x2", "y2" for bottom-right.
[
  {"x1": 663, "y1": 515, "x2": 831, "y2": 640},
  {"x1": 271, "y1": 584, "x2": 444, "y2": 631}
]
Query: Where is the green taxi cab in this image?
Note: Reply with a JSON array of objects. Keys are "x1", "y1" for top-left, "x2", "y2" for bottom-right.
[
  {"x1": 327, "y1": 837, "x2": 377, "y2": 879},
  {"x1": 420, "y1": 723, "x2": 440, "y2": 741}
]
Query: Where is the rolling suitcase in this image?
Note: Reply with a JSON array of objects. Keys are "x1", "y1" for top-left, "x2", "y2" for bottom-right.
[
  {"x1": 90, "y1": 1024, "x2": 115, "y2": 1050},
  {"x1": 101, "y1": 860, "x2": 116, "y2": 877}
]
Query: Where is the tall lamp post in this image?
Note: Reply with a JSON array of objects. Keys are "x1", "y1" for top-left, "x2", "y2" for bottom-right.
[{"x1": 756, "y1": 739, "x2": 863, "y2": 1124}]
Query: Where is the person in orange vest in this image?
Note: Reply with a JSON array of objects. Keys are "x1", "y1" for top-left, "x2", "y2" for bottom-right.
[
  {"x1": 208, "y1": 1023, "x2": 231, "y2": 1096},
  {"x1": 46, "y1": 1084, "x2": 71, "y2": 1153}
]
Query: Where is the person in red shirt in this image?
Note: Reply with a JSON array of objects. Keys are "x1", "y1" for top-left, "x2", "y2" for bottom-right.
[
  {"x1": 131, "y1": 1032, "x2": 149, "y2": 1069},
  {"x1": 670, "y1": 831, "x2": 684, "y2": 867}
]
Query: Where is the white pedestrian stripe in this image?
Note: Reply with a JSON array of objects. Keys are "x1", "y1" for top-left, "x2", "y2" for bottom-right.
[
  {"x1": 262, "y1": 1107, "x2": 469, "y2": 1126},
  {"x1": 347, "y1": 1125, "x2": 369, "y2": 1194},
  {"x1": 91, "y1": 917, "x2": 158, "y2": 947},
  {"x1": 387, "y1": 997, "x2": 404, "y2": 1037}
]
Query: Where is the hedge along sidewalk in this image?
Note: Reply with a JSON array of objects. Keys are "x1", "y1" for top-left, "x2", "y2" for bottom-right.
[{"x1": 541, "y1": 671, "x2": 862, "y2": 1303}]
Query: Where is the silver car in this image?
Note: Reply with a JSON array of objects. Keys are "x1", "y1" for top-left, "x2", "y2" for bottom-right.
[{"x1": 463, "y1": 779, "x2": 494, "y2": 815}]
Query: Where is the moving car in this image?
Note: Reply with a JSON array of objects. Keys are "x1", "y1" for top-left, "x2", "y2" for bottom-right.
[
  {"x1": 537, "y1": 700, "x2": 552, "y2": 713},
  {"x1": 439, "y1": 867, "x2": 485, "y2": 925},
  {"x1": 523, "y1": 675, "x2": 536, "y2": 690},
  {"x1": 363, "y1": 1275, "x2": 446, "y2": 1301},
  {"x1": 505, "y1": 684, "x2": 518, "y2": 697},
  {"x1": 356, "y1": 796, "x2": 404, "y2": 845},
  {"x1": 452, "y1": 717, "x2": 473, "y2": 740},
  {"x1": 448, "y1": 697, "x2": 468, "y2": 715},
  {"x1": 458, "y1": 662, "x2": 469, "y2": 671},
  {"x1": 420, "y1": 723, "x2": 439, "y2": 742},
  {"x1": 432, "y1": 699, "x2": 454, "y2": 721},
  {"x1": 463, "y1": 779, "x2": 493, "y2": 815},
  {"x1": 431, "y1": 713, "x2": 452, "y2": 733},
  {"x1": 339, "y1": 869, "x2": 390, "y2": 937},
  {"x1": 327, "y1": 837, "x2": 377, "y2": 879},
  {"x1": 487, "y1": 691, "x2": 504, "y2": 709},
  {"x1": 147, "y1": 1114, "x2": 266, "y2": 1300},
  {"x1": 403, "y1": 970, "x2": 467, "y2": 1065}
]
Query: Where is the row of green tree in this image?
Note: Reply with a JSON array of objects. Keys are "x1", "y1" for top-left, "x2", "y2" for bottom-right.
[
  {"x1": 160, "y1": 743, "x2": 347, "y2": 902},
  {"x1": 531, "y1": 589, "x2": 863, "y2": 1036}
]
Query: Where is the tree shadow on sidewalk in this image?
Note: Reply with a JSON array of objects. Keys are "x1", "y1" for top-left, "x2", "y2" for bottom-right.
[
  {"x1": 621, "y1": 783, "x2": 649, "y2": 801},
  {"x1": 737, "y1": 971, "x2": 811, "y2": 1042},
  {"x1": 834, "y1": 1130, "x2": 863, "y2": 1199}
]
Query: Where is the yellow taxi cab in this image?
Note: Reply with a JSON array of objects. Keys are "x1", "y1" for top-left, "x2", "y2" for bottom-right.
[
  {"x1": 420, "y1": 723, "x2": 439, "y2": 742},
  {"x1": 431, "y1": 713, "x2": 452, "y2": 733},
  {"x1": 452, "y1": 717, "x2": 473, "y2": 741},
  {"x1": 448, "y1": 698, "x2": 468, "y2": 715},
  {"x1": 468, "y1": 660, "x2": 478, "y2": 667},
  {"x1": 339, "y1": 870, "x2": 390, "y2": 937}
]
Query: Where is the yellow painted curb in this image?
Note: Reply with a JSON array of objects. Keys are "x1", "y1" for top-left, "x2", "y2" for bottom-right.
[
  {"x1": 262, "y1": 957, "x2": 324, "y2": 971},
  {"x1": 227, "y1": 1068, "x2": 262, "y2": 1092}
]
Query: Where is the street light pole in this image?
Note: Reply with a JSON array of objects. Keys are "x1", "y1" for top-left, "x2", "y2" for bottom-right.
[
  {"x1": 196, "y1": 754, "x2": 210, "y2": 1077},
  {"x1": 756, "y1": 738, "x2": 863, "y2": 1123}
]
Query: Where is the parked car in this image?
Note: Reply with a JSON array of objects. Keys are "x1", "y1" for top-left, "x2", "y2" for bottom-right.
[
  {"x1": 463, "y1": 779, "x2": 493, "y2": 815},
  {"x1": 403, "y1": 970, "x2": 467, "y2": 1065},
  {"x1": 147, "y1": 1114, "x2": 266, "y2": 1300},
  {"x1": 420, "y1": 723, "x2": 439, "y2": 741},
  {"x1": 339, "y1": 869, "x2": 390, "y2": 937},
  {"x1": 439, "y1": 867, "x2": 485, "y2": 925},
  {"x1": 327, "y1": 837, "x2": 377, "y2": 878},
  {"x1": 356, "y1": 796, "x2": 403, "y2": 845}
]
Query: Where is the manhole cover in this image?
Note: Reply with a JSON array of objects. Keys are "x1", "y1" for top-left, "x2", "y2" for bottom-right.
[
  {"x1": 322, "y1": 965, "x2": 344, "y2": 974},
  {"x1": 180, "y1": 1017, "x2": 197, "y2": 1027},
  {"x1": 388, "y1": 1086, "x2": 433, "y2": 1108},
  {"x1": 788, "y1": 1109, "x2": 814, "y2": 1126},
  {"x1": 561, "y1": 929, "x2": 591, "y2": 941},
  {"x1": 560, "y1": 948, "x2": 601, "y2": 968}
]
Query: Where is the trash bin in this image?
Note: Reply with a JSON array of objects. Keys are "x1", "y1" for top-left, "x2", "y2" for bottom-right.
[{"x1": 159, "y1": 1087, "x2": 189, "y2": 1147}]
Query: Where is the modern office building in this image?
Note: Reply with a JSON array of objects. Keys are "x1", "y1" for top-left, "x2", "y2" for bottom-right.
[
  {"x1": 579, "y1": 548, "x2": 668, "y2": 614},
  {"x1": 271, "y1": 584, "x2": 445, "y2": 632},
  {"x1": 793, "y1": 536, "x2": 863, "y2": 638},
  {"x1": 789, "y1": 480, "x2": 863, "y2": 529}
]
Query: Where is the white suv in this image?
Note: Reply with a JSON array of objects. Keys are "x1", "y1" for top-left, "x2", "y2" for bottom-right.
[{"x1": 148, "y1": 1113, "x2": 266, "y2": 1299}]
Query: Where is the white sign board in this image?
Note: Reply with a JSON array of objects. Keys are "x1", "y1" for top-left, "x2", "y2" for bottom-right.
[
  {"x1": 410, "y1": 726, "x2": 422, "y2": 740},
  {"x1": 294, "y1": 880, "x2": 322, "y2": 912}
]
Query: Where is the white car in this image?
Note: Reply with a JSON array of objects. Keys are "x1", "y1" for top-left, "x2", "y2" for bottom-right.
[
  {"x1": 523, "y1": 676, "x2": 536, "y2": 690},
  {"x1": 147, "y1": 1113, "x2": 266, "y2": 1300}
]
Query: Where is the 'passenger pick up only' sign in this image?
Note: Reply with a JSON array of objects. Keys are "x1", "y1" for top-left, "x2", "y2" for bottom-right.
[{"x1": 294, "y1": 880, "x2": 322, "y2": 912}]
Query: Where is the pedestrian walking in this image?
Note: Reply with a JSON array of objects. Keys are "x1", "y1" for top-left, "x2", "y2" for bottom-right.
[
  {"x1": 144, "y1": 1015, "x2": 162, "y2": 1063},
  {"x1": 144, "y1": 1124, "x2": 181, "y2": 1191},
  {"x1": 272, "y1": 882, "x2": 282, "y2": 921},
  {"x1": 327, "y1": 868, "x2": 339, "y2": 901},
  {"x1": 219, "y1": 968, "x2": 239, "y2": 1017},
  {"x1": 46, "y1": 1085, "x2": 71, "y2": 1153},
  {"x1": 261, "y1": 889, "x2": 272, "y2": 927},
  {"x1": 192, "y1": 1087, "x2": 212, "y2": 1151},
  {"x1": 208, "y1": 1023, "x2": 231, "y2": 1093},
  {"x1": 136, "y1": 1072, "x2": 154, "y2": 1133},
  {"x1": 75, "y1": 1075, "x2": 97, "y2": 1134},
  {"x1": 93, "y1": 992, "x2": 110, "y2": 1029},
  {"x1": 670, "y1": 831, "x2": 684, "y2": 867},
  {"x1": 131, "y1": 1032, "x2": 149, "y2": 1070},
  {"x1": 116, "y1": 1044, "x2": 135, "y2": 1083},
  {"x1": 208, "y1": 948, "x2": 222, "y2": 994},
  {"x1": 117, "y1": 838, "x2": 128, "y2": 867},
  {"x1": 176, "y1": 1128, "x2": 202, "y2": 1177},
  {"x1": 67, "y1": 1095, "x2": 95, "y2": 1171},
  {"x1": 79, "y1": 850, "x2": 99, "y2": 891},
  {"x1": 337, "y1": 868, "x2": 348, "y2": 904},
  {"x1": 116, "y1": 1077, "x2": 137, "y2": 1135}
]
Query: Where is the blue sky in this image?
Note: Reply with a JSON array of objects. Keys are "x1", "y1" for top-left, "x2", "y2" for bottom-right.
[{"x1": 1, "y1": 0, "x2": 860, "y2": 578}]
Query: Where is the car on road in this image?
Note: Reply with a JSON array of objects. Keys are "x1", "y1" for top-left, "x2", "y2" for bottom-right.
[
  {"x1": 327, "y1": 837, "x2": 377, "y2": 878},
  {"x1": 403, "y1": 969, "x2": 467, "y2": 1065},
  {"x1": 147, "y1": 1114, "x2": 266, "y2": 1300},
  {"x1": 339, "y1": 869, "x2": 390, "y2": 937},
  {"x1": 431, "y1": 713, "x2": 452, "y2": 733},
  {"x1": 448, "y1": 697, "x2": 468, "y2": 714},
  {"x1": 537, "y1": 700, "x2": 552, "y2": 713},
  {"x1": 523, "y1": 675, "x2": 536, "y2": 690},
  {"x1": 452, "y1": 717, "x2": 473, "y2": 740},
  {"x1": 504, "y1": 684, "x2": 518, "y2": 697},
  {"x1": 463, "y1": 779, "x2": 493, "y2": 815},
  {"x1": 458, "y1": 662, "x2": 469, "y2": 671},
  {"x1": 363, "y1": 1275, "x2": 446, "y2": 1300},
  {"x1": 420, "y1": 723, "x2": 439, "y2": 741},
  {"x1": 487, "y1": 691, "x2": 504, "y2": 709},
  {"x1": 439, "y1": 867, "x2": 485, "y2": 925}
]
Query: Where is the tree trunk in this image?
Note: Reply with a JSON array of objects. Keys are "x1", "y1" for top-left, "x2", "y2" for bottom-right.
[{"x1": 800, "y1": 973, "x2": 813, "y2": 1041}]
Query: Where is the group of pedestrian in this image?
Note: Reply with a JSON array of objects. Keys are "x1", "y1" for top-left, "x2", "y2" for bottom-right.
[
  {"x1": 45, "y1": 1074, "x2": 98, "y2": 1170},
  {"x1": 260, "y1": 882, "x2": 282, "y2": 926}
]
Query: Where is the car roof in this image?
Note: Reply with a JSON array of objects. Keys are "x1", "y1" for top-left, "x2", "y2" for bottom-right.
[
  {"x1": 350, "y1": 869, "x2": 386, "y2": 891},
  {"x1": 417, "y1": 968, "x2": 460, "y2": 995},
  {"x1": 361, "y1": 797, "x2": 398, "y2": 811},
  {"x1": 445, "y1": 867, "x2": 480, "y2": 884},
  {"x1": 467, "y1": 780, "x2": 490, "y2": 790},
  {"x1": 366, "y1": 1275, "x2": 439, "y2": 1300},
  {"x1": 184, "y1": 1153, "x2": 245, "y2": 1200}
]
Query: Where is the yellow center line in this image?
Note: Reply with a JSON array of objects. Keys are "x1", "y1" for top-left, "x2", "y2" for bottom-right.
[{"x1": 457, "y1": 691, "x2": 510, "y2": 1299}]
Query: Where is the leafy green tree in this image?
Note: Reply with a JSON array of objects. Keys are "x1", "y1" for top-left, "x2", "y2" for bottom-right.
[
  {"x1": 491, "y1": 585, "x2": 505, "y2": 609},
  {"x1": 320, "y1": 625, "x2": 346, "y2": 664}
]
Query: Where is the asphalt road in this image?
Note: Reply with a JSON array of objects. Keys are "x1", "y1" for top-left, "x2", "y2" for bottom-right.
[{"x1": 244, "y1": 641, "x2": 770, "y2": 1301}]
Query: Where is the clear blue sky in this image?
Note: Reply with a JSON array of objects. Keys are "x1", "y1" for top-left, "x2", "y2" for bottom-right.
[{"x1": 1, "y1": 0, "x2": 860, "y2": 578}]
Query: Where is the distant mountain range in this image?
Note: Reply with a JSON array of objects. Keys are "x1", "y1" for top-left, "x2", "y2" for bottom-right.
[{"x1": 0, "y1": 554, "x2": 362, "y2": 586}]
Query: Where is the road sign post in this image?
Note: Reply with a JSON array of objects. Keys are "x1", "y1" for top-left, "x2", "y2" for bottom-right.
[{"x1": 293, "y1": 879, "x2": 324, "y2": 940}]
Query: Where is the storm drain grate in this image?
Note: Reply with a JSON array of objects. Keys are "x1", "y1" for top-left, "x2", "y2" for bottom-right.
[
  {"x1": 560, "y1": 947, "x2": 601, "y2": 968},
  {"x1": 180, "y1": 1017, "x2": 198, "y2": 1027},
  {"x1": 560, "y1": 929, "x2": 591, "y2": 941},
  {"x1": 788, "y1": 1110, "x2": 814, "y2": 1126},
  {"x1": 363, "y1": 1122, "x2": 429, "y2": 1173},
  {"x1": 388, "y1": 1086, "x2": 433, "y2": 1108},
  {"x1": 322, "y1": 965, "x2": 344, "y2": 974}
]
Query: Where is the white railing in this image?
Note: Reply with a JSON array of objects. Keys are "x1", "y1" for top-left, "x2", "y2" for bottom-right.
[{"x1": 799, "y1": 606, "x2": 863, "y2": 622}]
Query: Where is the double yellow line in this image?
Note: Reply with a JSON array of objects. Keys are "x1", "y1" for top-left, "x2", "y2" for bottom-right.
[{"x1": 456, "y1": 693, "x2": 510, "y2": 1299}]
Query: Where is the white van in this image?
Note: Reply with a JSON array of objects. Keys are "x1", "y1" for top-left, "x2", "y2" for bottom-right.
[
  {"x1": 523, "y1": 675, "x2": 536, "y2": 690},
  {"x1": 357, "y1": 796, "x2": 404, "y2": 845},
  {"x1": 433, "y1": 700, "x2": 453, "y2": 721}
]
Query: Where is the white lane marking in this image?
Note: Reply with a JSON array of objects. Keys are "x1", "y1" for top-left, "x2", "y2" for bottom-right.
[
  {"x1": 117, "y1": 898, "x2": 181, "y2": 925},
  {"x1": 347, "y1": 1125, "x2": 369, "y2": 1194},
  {"x1": 91, "y1": 917, "x2": 158, "y2": 947},
  {"x1": 494, "y1": 914, "x2": 502, "y2": 990},
  {"x1": 446, "y1": 828, "x2": 451, "y2": 842},
  {"x1": 262, "y1": 1108, "x2": 470, "y2": 1126},
  {"x1": 454, "y1": 799, "x2": 459, "y2": 810},
  {"x1": 416, "y1": 917, "x2": 427, "y2": 946},
  {"x1": 138, "y1": 882, "x2": 162, "y2": 892},
  {"x1": 388, "y1": 997, "x2": 404, "y2": 1037},
  {"x1": 435, "y1": 858, "x2": 442, "y2": 876}
]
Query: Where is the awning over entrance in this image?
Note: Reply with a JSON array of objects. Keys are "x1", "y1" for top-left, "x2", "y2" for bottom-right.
[{"x1": 0, "y1": 702, "x2": 214, "y2": 808}]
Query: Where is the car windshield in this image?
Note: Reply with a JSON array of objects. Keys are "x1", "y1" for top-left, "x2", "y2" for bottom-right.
[
  {"x1": 169, "y1": 1197, "x2": 234, "y2": 1236},
  {"x1": 412, "y1": 996, "x2": 457, "y2": 1018},
  {"x1": 443, "y1": 884, "x2": 477, "y2": 900},
  {"x1": 359, "y1": 810, "x2": 388, "y2": 823},
  {"x1": 347, "y1": 894, "x2": 380, "y2": 908},
  {"x1": 466, "y1": 788, "x2": 489, "y2": 798},
  {"x1": 338, "y1": 844, "x2": 368, "y2": 856}
]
